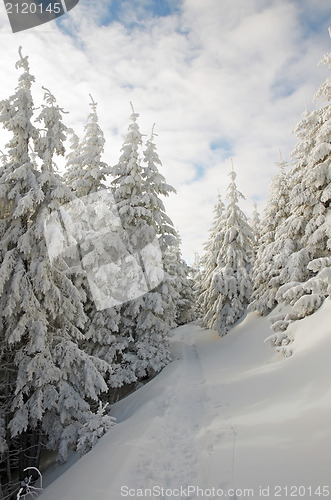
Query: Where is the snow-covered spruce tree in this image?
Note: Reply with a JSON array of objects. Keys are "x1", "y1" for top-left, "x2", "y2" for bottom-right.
[
  {"x1": 142, "y1": 126, "x2": 186, "y2": 328},
  {"x1": 141, "y1": 124, "x2": 179, "y2": 325},
  {"x1": 165, "y1": 234, "x2": 196, "y2": 325},
  {"x1": 267, "y1": 46, "x2": 331, "y2": 353},
  {"x1": 0, "y1": 152, "x2": 11, "y2": 263},
  {"x1": 190, "y1": 251, "x2": 203, "y2": 319},
  {"x1": 201, "y1": 167, "x2": 254, "y2": 335},
  {"x1": 0, "y1": 53, "x2": 112, "y2": 497},
  {"x1": 110, "y1": 113, "x2": 178, "y2": 381},
  {"x1": 32, "y1": 87, "x2": 114, "y2": 458},
  {"x1": 64, "y1": 95, "x2": 110, "y2": 197},
  {"x1": 64, "y1": 127, "x2": 81, "y2": 185},
  {"x1": 191, "y1": 251, "x2": 202, "y2": 281},
  {"x1": 250, "y1": 200, "x2": 261, "y2": 251},
  {"x1": 0, "y1": 47, "x2": 43, "y2": 497},
  {"x1": 195, "y1": 193, "x2": 225, "y2": 320},
  {"x1": 62, "y1": 97, "x2": 128, "y2": 400},
  {"x1": 142, "y1": 124, "x2": 177, "y2": 242},
  {"x1": 106, "y1": 105, "x2": 148, "y2": 386},
  {"x1": 202, "y1": 193, "x2": 225, "y2": 272},
  {"x1": 249, "y1": 153, "x2": 291, "y2": 315}
]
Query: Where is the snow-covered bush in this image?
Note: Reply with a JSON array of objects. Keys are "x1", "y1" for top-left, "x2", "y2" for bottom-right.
[
  {"x1": 266, "y1": 256, "x2": 331, "y2": 356},
  {"x1": 77, "y1": 403, "x2": 116, "y2": 456}
]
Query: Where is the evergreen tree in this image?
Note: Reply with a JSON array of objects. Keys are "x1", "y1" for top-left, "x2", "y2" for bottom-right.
[
  {"x1": 191, "y1": 251, "x2": 203, "y2": 319},
  {"x1": 249, "y1": 153, "x2": 290, "y2": 315},
  {"x1": 192, "y1": 252, "x2": 202, "y2": 280},
  {"x1": 108, "y1": 105, "x2": 149, "y2": 384},
  {"x1": 110, "y1": 114, "x2": 178, "y2": 380},
  {"x1": 0, "y1": 47, "x2": 43, "y2": 497},
  {"x1": 0, "y1": 53, "x2": 112, "y2": 497},
  {"x1": 62, "y1": 97, "x2": 131, "y2": 399},
  {"x1": 203, "y1": 193, "x2": 225, "y2": 271},
  {"x1": 250, "y1": 200, "x2": 261, "y2": 250},
  {"x1": 64, "y1": 95, "x2": 110, "y2": 197},
  {"x1": 166, "y1": 235, "x2": 196, "y2": 326},
  {"x1": 26, "y1": 87, "x2": 113, "y2": 459},
  {"x1": 141, "y1": 124, "x2": 180, "y2": 329},
  {"x1": 201, "y1": 167, "x2": 254, "y2": 335},
  {"x1": 267, "y1": 47, "x2": 331, "y2": 353},
  {"x1": 132, "y1": 123, "x2": 180, "y2": 377},
  {"x1": 196, "y1": 194, "x2": 225, "y2": 320}
]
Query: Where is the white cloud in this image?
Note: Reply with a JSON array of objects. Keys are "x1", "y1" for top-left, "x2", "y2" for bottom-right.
[{"x1": 0, "y1": 0, "x2": 329, "y2": 262}]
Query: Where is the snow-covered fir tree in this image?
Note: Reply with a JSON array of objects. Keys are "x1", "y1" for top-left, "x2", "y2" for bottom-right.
[
  {"x1": 191, "y1": 252, "x2": 202, "y2": 280},
  {"x1": 62, "y1": 97, "x2": 130, "y2": 399},
  {"x1": 107, "y1": 105, "x2": 149, "y2": 384},
  {"x1": 28, "y1": 87, "x2": 114, "y2": 458},
  {"x1": 0, "y1": 53, "x2": 112, "y2": 497},
  {"x1": 202, "y1": 193, "x2": 225, "y2": 272},
  {"x1": 110, "y1": 113, "x2": 178, "y2": 381},
  {"x1": 195, "y1": 193, "x2": 225, "y2": 321},
  {"x1": 0, "y1": 48, "x2": 43, "y2": 497},
  {"x1": 250, "y1": 200, "x2": 261, "y2": 250},
  {"x1": 64, "y1": 95, "x2": 110, "y2": 197},
  {"x1": 200, "y1": 166, "x2": 254, "y2": 335},
  {"x1": 111, "y1": 104, "x2": 151, "y2": 248},
  {"x1": 249, "y1": 153, "x2": 290, "y2": 315},
  {"x1": 164, "y1": 233, "x2": 196, "y2": 326},
  {"x1": 140, "y1": 124, "x2": 179, "y2": 334},
  {"x1": 142, "y1": 124, "x2": 177, "y2": 240},
  {"x1": 190, "y1": 251, "x2": 203, "y2": 319},
  {"x1": 142, "y1": 126, "x2": 188, "y2": 328},
  {"x1": 267, "y1": 46, "x2": 331, "y2": 354}
]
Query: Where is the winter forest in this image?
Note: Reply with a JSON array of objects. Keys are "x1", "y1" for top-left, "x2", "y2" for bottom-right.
[{"x1": 0, "y1": 33, "x2": 330, "y2": 499}]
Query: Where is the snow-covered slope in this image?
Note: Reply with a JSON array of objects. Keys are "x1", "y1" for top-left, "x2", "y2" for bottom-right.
[{"x1": 40, "y1": 301, "x2": 331, "y2": 500}]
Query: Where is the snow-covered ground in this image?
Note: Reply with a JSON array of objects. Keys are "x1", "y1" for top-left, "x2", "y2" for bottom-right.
[{"x1": 39, "y1": 301, "x2": 331, "y2": 500}]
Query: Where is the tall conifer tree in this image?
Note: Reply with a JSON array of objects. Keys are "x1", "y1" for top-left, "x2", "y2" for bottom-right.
[
  {"x1": 110, "y1": 114, "x2": 179, "y2": 380},
  {"x1": 249, "y1": 153, "x2": 290, "y2": 315},
  {"x1": 201, "y1": 166, "x2": 254, "y2": 335},
  {"x1": 267, "y1": 45, "x2": 331, "y2": 352},
  {"x1": 0, "y1": 52, "x2": 112, "y2": 497}
]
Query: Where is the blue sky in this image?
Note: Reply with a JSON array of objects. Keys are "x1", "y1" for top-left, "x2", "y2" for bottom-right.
[
  {"x1": 58, "y1": 0, "x2": 182, "y2": 30},
  {"x1": 99, "y1": 0, "x2": 180, "y2": 25},
  {"x1": 0, "y1": 0, "x2": 330, "y2": 261}
]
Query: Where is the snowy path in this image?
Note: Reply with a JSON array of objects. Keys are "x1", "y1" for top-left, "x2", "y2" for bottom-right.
[
  {"x1": 40, "y1": 304, "x2": 331, "y2": 500},
  {"x1": 125, "y1": 326, "x2": 207, "y2": 492},
  {"x1": 41, "y1": 316, "x2": 273, "y2": 499}
]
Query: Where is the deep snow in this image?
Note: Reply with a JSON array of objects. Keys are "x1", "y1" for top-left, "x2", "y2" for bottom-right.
[{"x1": 39, "y1": 301, "x2": 331, "y2": 499}]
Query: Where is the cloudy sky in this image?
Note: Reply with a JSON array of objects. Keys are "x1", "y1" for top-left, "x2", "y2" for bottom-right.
[{"x1": 0, "y1": 0, "x2": 330, "y2": 262}]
